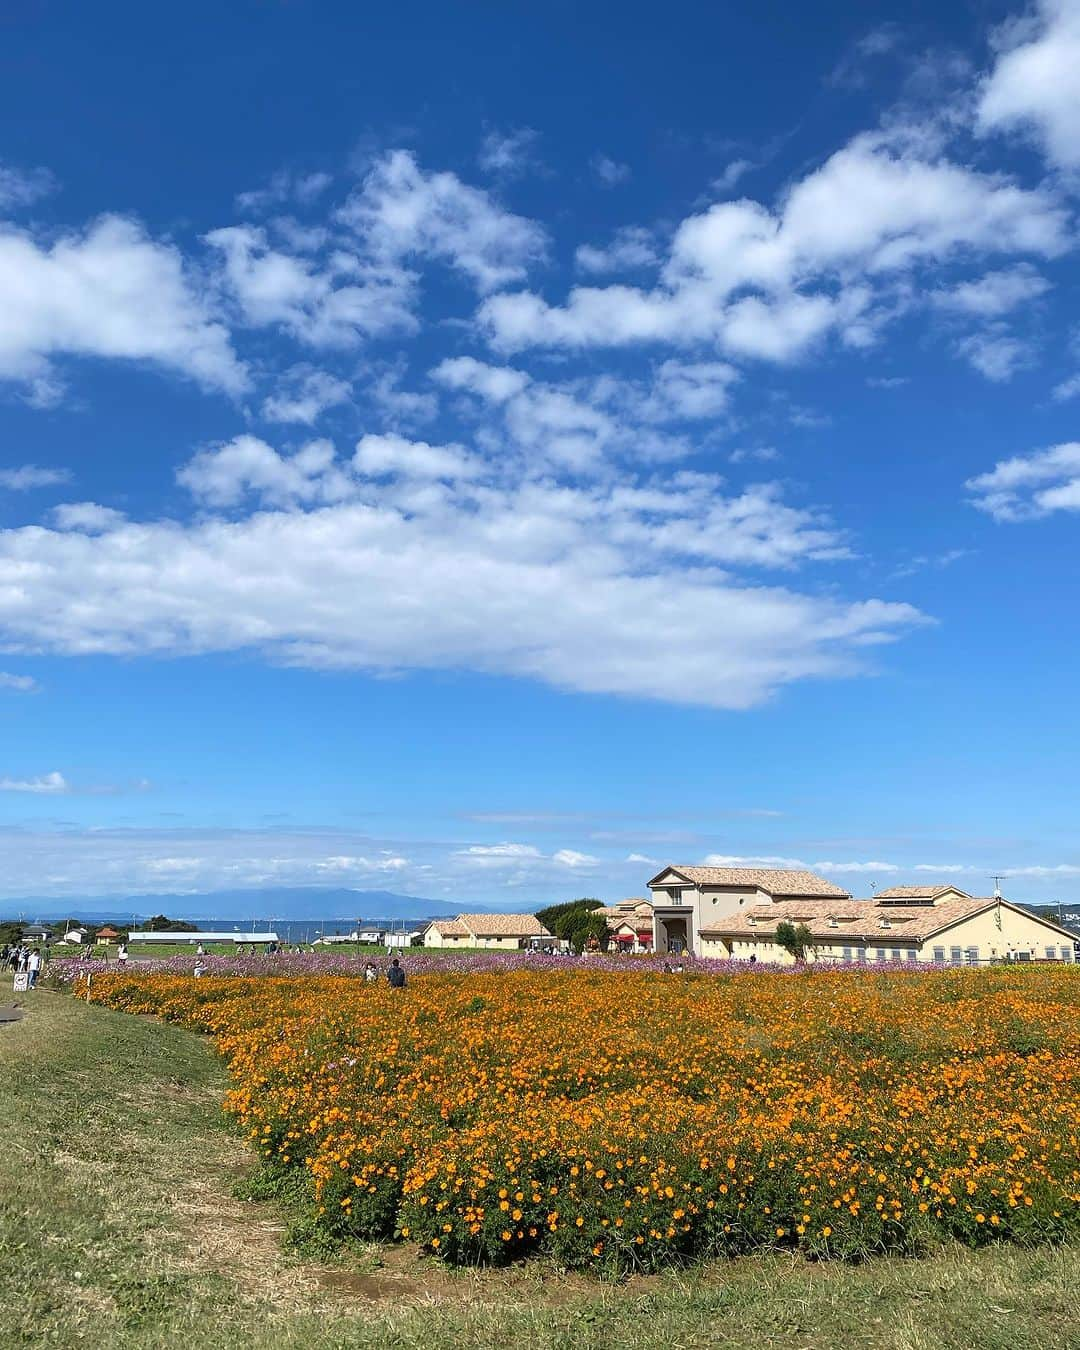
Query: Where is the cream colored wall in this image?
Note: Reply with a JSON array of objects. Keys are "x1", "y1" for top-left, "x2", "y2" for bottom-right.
[{"x1": 469, "y1": 934, "x2": 528, "y2": 949}]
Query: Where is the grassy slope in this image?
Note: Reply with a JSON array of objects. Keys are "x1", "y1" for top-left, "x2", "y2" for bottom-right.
[{"x1": 0, "y1": 989, "x2": 1077, "y2": 1350}]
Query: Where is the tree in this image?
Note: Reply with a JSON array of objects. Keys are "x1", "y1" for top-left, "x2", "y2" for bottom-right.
[
  {"x1": 138, "y1": 915, "x2": 198, "y2": 932},
  {"x1": 535, "y1": 899, "x2": 609, "y2": 954},
  {"x1": 774, "y1": 920, "x2": 814, "y2": 962}
]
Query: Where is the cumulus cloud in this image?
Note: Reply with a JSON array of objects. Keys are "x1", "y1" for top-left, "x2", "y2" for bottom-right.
[
  {"x1": 0, "y1": 162, "x2": 56, "y2": 210},
  {"x1": 0, "y1": 464, "x2": 71, "y2": 490},
  {"x1": 978, "y1": 0, "x2": 1080, "y2": 171},
  {"x1": 0, "y1": 431, "x2": 924, "y2": 707},
  {"x1": 0, "y1": 215, "x2": 247, "y2": 397},
  {"x1": 261, "y1": 366, "x2": 352, "y2": 424},
  {"x1": 338, "y1": 149, "x2": 547, "y2": 293},
  {"x1": 591, "y1": 154, "x2": 631, "y2": 186},
  {"x1": 478, "y1": 127, "x2": 541, "y2": 178},
  {"x1": 206, "y1": 224, "x2": 416, "y2": 346},
  {"x1": 0, "y1": 672, "x2": 37, "y2": 692},
  {"x1": 576, "y1": 227, "x2": 659, "y2": 275},
  {"x1": 954, "y1": 329, "x2": 1034, "y2": 380},
  {"x1": 480, "y1": 131, "x2": 1067, "y2": 361},
  {"x1": 0, "y1": 770, "x2": 68, "y2": 794},
  {"x1": 966, "y1": 441, "x2": 1080, "y2": 519},
  {"x1": 235, "y1": 169, "x2": 334, "y2": 214},
  {"x1": 931, "y1": 264, "x2": 1050, "y2": 316}
]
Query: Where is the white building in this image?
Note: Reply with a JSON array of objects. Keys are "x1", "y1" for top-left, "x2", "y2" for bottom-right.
[{"x1": 422, "y1": 913, "x2": 552, "y2": 950}]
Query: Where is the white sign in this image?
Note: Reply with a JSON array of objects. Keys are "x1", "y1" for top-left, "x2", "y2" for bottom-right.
[{"x1": 13, "y1": 973, "x2": 29, "y2": 992}]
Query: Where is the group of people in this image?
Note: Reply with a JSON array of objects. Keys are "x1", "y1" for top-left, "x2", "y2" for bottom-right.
[
  {"x1": 3, "y1": 944, "x2": 45, "y2": 986},
  {"x1": 363, "y1": 959, "x2": 407, "y2": 987}
]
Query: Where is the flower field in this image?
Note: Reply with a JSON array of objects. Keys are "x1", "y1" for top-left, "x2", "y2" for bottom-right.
[{"x1": 84, "y1": 964, "x2": 1080, "y2": 1272}]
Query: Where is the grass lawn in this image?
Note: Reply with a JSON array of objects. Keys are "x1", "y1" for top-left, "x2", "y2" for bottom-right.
[{"x1": 1, "y1": 988, "x2": 1078, "y2": 1350}]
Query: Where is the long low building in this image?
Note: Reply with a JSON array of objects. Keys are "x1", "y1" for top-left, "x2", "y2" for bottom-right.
[
  {"x1": 422, "y1": 913, "x2": 552, "y2": 950},
  {"x1": 649, "y1": 870, "x2": 1076, "y2": 964},
  {"x1": 126, "y1": 930, "x2": 279, "y2": 945}
]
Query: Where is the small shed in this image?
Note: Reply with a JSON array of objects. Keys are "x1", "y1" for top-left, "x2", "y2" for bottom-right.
[{"x1": 95, "y1": 926, "x2": 122, "y2": 941}]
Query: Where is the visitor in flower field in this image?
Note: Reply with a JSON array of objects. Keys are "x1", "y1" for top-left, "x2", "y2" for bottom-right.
[
  {"x1": 117, "y1": 943, "x2": 128, "y2": 968},
  {"x1": 26, "y1": 948, "x2": 42, "y2": 988},
  {"x1": 193, "y1": 959, "x2": 207, "y2": 979},
  {"x1": 364, "y1": 962, "x2": 378, "y2": 983},
  {"x1": 387, "y1": 958, "x2": 406, "y2": 989}
]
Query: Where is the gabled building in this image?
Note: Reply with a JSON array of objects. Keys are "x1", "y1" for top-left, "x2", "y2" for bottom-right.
[
  {"x1": 648, "y1": 865, "x2": 850, "y2": 955},
  {"x1": 595, "y1": 898, "x2": 654, "y2": 951},
  {"x1": 422, "y1": 912, "x2": 552, "y2": 950},
  {"x1": 697, "y1": 886, "x2": 1077, "y2": 966}
]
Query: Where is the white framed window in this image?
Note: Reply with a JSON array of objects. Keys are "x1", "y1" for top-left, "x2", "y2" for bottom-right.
[
  {"x1": 965, "y1": 947, "x2": 979, "y2": 965},
  {"x1": 1046, "y1": 945, "x2": 1057, "y2": 960},
  {"x1": 1062, "y1": 946, "x2": 1073, "y2": 962},
  {"x1": 857, "y1": 947, "x2": 868, "y2": 964},
  {"x1": 932, "y1": 946, "x2": 946, "y2": 964},
  {"x1": 874, "y1": 948, "x2": 886, "y2": 962},
  {"x1": 905, "y1": 950, "x2": 917, "y2": 963},
  {"x1": 841, "y1": 946, "x2": 852, "y2": 962},
  {"x1": 890, "y1": 948, "x2": 902, "y2": 962},
  {"x1": 949, "y1": 946, "x2": 963, "y2": 964}
]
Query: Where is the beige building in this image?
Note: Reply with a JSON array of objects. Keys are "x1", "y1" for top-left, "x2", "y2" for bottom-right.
[
  {"x1": 694, "y1": 883, "x2": 1077, "y2": 965},
  {"x1": 595, "y1": 898, "x2": 655, "y2": 951},
  {"x1": 648, "y1": 865, "x2": 850, "y2": 955},
  {"x1": 422, "y1": 912, "x2": 552, "y2": 950}
]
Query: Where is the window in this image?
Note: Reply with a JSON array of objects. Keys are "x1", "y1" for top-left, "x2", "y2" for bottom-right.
[
  {"x1": 949, "y1": 946, "x2": 963, "y2": 965},
  {"x1": 890, "y1": 948, "x2": 902, "y2": 962},
  {"x1": 965, "y1": 947, "x2": 979, "y2": 965},
  {"x1": 874, "y1": 948, "x2": 887, "y2": 962},
  {"x1": 857, "y1": 947, "x2": 868, "y2": 964},
  {"x1": 667, "y1": 887, "x2": 681, "y2": 904},
  {"x1": 1062, "y1": 946, "x2": 1073, "y2": 963},
  {"x1": 905, "y1": 950, "x2": 917, "y2": 963},
  {"x1": 932, "y1": 946, "x2": 946, "y2": 964},
  {"x1": 1046, "y1": 945, "x2": 1057, "y2": 960},
  {"x1": 841, "y1": 946, "x2": 852, "y2": 962}
]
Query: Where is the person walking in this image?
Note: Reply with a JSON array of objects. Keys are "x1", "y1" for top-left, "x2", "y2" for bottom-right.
[
  {"x1": 386, "y1": 958, "x2": 406, "y2": 989},
  {"x1": 27, "y1": 948, "x2": 42, "y2": 988}
]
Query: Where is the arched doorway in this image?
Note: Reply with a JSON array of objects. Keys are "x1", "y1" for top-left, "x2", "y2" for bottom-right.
[{"x1": 661, "y1": 917, "x2": 688, "y2": 955}]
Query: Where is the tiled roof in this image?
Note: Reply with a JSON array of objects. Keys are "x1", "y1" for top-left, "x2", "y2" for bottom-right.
[
  {"x1": 458, "y1": 913, "x2": 551, "y2": 937},
  {"x1": 700, "y1": 896, "x2": 1010, "y2": 942},
  {"x1": 425, "y1": 919, "x2": 470, "y2": 937},
  {"x1": 662, "y1": 867, "x2": 849, "y2": 898},
  {"x1": 873, "y1": 885, "x2": 971, "y2": 900}
]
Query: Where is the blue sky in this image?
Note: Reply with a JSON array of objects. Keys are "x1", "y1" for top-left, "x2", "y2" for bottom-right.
[{"x1": 2, "y1": 0, "x2": 1080, "y2": 912}]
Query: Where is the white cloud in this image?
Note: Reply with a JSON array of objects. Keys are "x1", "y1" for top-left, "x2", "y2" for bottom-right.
[
  {"x1": 0, "y1": 215, "x2": 247, "y2": 396},
  {"x1": 931, "y1": 264, "x2": 1049, "y2": 316},
  {"x1": 178, "y1": 435, "x2": 356, "y2": 508},
  {"x1": 729, "y1": 446, "x2": 779, "y2": 464},
  {"x1": 352, "y1": 432, "x2": 480, "y2": 481},
  {"x1": 0, "y1": 436, "x2": 924, "y2": 708},
  {"x1": 0, "y1": 464, "x2": 71, "y2": 490},
  {"x1": 702, "y1": 851, "x2": 899, "y2": 875},
  {"x1": 261, "y1": 366, "x2": 352, "y2": 425},
  {"x1": 236, "y1": 169, "x2": 334, "y2": 214},
  {"x1": 338, "y1": 149, "x2": 547, "y2": 293},
  {"x1": 866, "y1": 375, "x2": 910, "y2": 388},
  {"x1": 1052, "y1": 371, "x2": 1080, "y2": 401},
  {"x1": 978, "y1": 0, "x2": 1080, "y2": 171},
  {"x1": 967, "y1": 440, "x2": 1080, "y2": 519},
  {"x1": 0, "y1": 162, "x2": 56, "y2": 210},
  {"x1": 0, "y1": 672, "x2": 37, "y2": 692},
  {"x1": 714, "y1": 159, "x2": 754, "y2": 193},
  {"x1": 955, "y1": 329, "x2": 1033, "y2": 380},
  {"x1": 478, "y1": 128, "x2": 541, "y2": 178},
  {"x1": 364, "y1": 358, "x2": 438, "y2": 428},
  {"x1": 50, "y1": 502, "x2": 127, "y2": 532},
  {"x1": 481, "y1": 132, "x2": 1067, "y2": 362},
  {"x1": 591, "y1": 155, "x2": 631, "y2": 186},
  {"x1": 206, "y1": 224, "x2": 416, "y2": 346},
  {"x1": 0, "y1": 770, "x2": 68, "y2": 794},
  {"x1": 553, "y1": 849, "x2": 598, "y2": 867},
  {"x1": 626, "y1": 852, "x2": 659, "y2": 864},
  {"x1": 576, "y1": 226, "x2": 659, "y2": 275}
]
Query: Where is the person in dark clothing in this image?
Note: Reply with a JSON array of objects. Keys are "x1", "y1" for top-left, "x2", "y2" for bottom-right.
[{"x1": 387, "y1": 958, "x2": 406, "y2": 989}]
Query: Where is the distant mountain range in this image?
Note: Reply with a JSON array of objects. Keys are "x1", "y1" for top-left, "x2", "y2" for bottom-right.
[{"x1": 0, "y1": 887, "x2": 518, "y2": 924}]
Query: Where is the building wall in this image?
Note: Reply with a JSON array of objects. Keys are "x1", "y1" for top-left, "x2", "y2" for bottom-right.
[
  {"x1": 423, "y1": 928, "x2": 468, "y2": 949},
  {"x1": 701, "y1": 904, "x2": 1076, "y2": 965}
]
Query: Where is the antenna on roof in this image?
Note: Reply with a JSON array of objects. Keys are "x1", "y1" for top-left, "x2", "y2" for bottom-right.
[{"x1": 992, "y1": 874, "x2": 1007, "y2": 899}]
